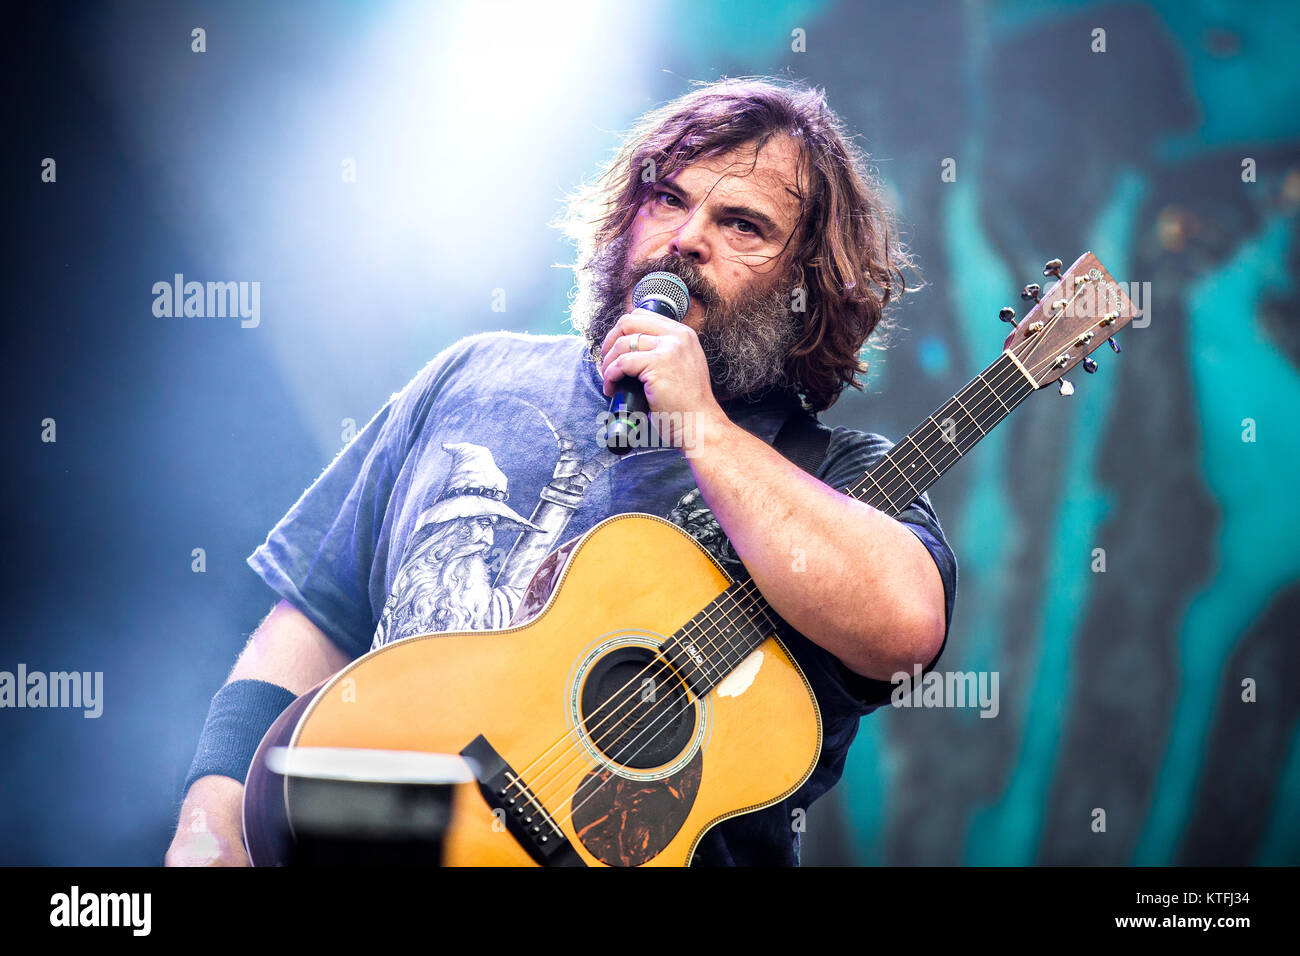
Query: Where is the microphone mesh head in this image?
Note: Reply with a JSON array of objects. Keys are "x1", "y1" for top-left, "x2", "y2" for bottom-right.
[{"x1": 632, "y1": 271, "x2": 691, "y2": 321}]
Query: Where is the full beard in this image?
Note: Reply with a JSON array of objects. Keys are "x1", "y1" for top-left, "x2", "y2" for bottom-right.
[{"x1": 570, "y1": 233, "x2": 801, "y2": 401}]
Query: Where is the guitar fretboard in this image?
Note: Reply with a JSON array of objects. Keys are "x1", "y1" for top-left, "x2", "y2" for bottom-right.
[{"x1": 659, "y1": 352, "x2": 1036, "y2": 695}]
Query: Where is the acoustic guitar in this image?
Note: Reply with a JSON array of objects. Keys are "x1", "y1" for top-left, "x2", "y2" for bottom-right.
[{"x1": 244, "y1": 252, "x2": 1138, "y2": 866}]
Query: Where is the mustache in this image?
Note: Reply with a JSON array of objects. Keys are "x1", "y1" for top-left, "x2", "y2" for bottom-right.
[{"x1": 621, "y1": 253, "x2": 720, "y2": 312}]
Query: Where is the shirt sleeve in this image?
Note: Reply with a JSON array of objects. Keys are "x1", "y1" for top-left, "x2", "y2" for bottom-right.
[
  {"x1": 246, "y1": 336, "x2": 478, "y2": 659},
  {"x1": 796, "y1": 425, "x2": 959, "y2": 717}
]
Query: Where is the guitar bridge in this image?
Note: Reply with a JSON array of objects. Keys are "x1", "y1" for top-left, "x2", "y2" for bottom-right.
[{"x1": 459, "y1": 735, "x2": 587, "y2": 867}]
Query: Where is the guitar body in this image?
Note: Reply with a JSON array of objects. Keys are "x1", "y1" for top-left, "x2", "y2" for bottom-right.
[{"x1": 246, "y1": 512, "x2": 822, "y2": 867}]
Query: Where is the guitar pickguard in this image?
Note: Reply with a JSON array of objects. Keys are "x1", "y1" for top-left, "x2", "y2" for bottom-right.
[
  {"x1": 510, "y1": 539, "x2": 578, "y2": 624},
  {"x1": 571, "y1": 749, "x2": 703, "y2": 866}
]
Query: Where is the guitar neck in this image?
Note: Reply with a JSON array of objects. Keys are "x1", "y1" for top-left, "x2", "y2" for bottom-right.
[
  {"x1": 660, "y1": 352, "x2": 1036, "y2": 695},
  {"x1": 843, "y1": 350, "x2": 1036, "y2": 514}
]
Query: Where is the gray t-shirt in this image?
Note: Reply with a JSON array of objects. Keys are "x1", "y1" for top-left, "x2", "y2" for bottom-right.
[{"x1": 248, "y1": 330, "x2": 957, "y2": 866}]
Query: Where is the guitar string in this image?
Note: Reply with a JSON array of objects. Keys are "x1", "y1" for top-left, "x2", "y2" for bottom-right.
[
  {"x1": 515, "y1": 286, "x2": 1101, "y2": 834},
  {"x1": 519, "y1": 300, "x2": 1091, "y2": 831}
]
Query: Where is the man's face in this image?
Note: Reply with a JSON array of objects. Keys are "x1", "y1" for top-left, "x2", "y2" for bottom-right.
[{"x1": 577, "y1": 136, "x2": 808, "y2": 400}]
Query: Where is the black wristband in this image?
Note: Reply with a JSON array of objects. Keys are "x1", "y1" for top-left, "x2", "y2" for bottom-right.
[{"x1": 181, "y1": 679, "x2": 299, "y2": 798}]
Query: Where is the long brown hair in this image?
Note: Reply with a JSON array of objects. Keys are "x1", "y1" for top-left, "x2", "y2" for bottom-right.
[{"x1": 557, "y1": 77, "x2": 917, "y2": 412}]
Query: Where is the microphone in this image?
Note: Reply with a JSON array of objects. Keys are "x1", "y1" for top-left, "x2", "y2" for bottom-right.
[{"x1": 603, "y1": 271, "x2": 691, "y2": 454}]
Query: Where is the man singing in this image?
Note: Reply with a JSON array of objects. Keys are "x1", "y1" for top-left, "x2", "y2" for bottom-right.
[{"x1": 167, "y1": 77, "x2": 956, "y2": 867}]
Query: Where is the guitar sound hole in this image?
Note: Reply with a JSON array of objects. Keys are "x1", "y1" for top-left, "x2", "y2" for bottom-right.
[{"x1": 579, "y1": 647, "x2": 694, "y2": 770}]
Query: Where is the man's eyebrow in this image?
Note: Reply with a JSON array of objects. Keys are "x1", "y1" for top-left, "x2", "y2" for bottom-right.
[
  {"x1": 718, "y1": 203, "x2": 780, "y2": 235},
  {"x1": 657, "y1": 179, "x2": 783, "y2": 236}
]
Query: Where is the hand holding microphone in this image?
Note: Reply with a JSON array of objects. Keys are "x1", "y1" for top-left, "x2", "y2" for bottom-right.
[{"x1": 600, "y1": 271, "x2": 691, "y2": 454}]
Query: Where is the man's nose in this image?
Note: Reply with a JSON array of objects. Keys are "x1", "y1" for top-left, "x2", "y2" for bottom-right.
[{"x1": 669, "y1": 214, "x2": 710, "y2": 263}]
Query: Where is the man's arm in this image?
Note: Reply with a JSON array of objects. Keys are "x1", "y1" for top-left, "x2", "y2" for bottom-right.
[
  {"x1": 164, "y1": 600, "x2": 351, "y2": 867},
  {"x1": 686, "y1": 415, "x2": 947, "y2": 682},
  {"x1": 225, "y1": 599, "x2": 353, "y2": 692}
]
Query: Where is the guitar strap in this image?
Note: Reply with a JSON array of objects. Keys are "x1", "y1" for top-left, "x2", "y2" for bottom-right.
[{"x1": 771, "y1": 403, "x2": 832, "y2": 477}]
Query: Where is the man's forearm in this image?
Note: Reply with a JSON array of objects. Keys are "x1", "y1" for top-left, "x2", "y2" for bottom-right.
[
  {"x1": 168, "y1": 601, "x2": 350, "y2": 866},
  {"x1": 685, "y1": 414, "x2": 946, "y2": 681}
]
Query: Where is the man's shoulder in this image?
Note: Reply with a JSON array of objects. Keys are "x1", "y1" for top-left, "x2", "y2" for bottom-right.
[
  {"x1": 442, "y1": 329, "x2": 587, "y2": 361},
  {"x1": 377, "y1": 330, "x2": 587, "y2": 433},
  {"x1": 399, "y1": 330, "x2": 587, "y2": 399}
]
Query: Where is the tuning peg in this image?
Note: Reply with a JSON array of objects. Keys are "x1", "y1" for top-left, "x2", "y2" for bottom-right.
[
  {"x1": 1109, "y1": 335, "x2": 1122, "y2": 353},
  {"x1": 1043, "y1": 258, "x2": 1064, "y2": 279},
  {"x1": 1021, "y1": 283, "x2": 1042, "y2": 302},
  {"x1": 1058, "y1": 378, "x2": 1075, "y2": 396},
  {"x1": 1083, "y1": 356, "x2": 1098, "y2": 373},
  {"x1": 999, "y1": 306, "x2": 1017, "y2": 327}
]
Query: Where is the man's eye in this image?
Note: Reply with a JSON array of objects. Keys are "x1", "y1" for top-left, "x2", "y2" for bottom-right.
[
  {"x1": 655, "y1": 191, "x2": 683, "y2": 208},
  {"x1": 729, "y1": 219, "x2": 759, "y2": 236}
]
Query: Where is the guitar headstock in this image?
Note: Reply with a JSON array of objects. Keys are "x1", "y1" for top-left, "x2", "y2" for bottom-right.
[{"x1": 998, "y1": 252, "x2": 1138, "y2": 392}]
